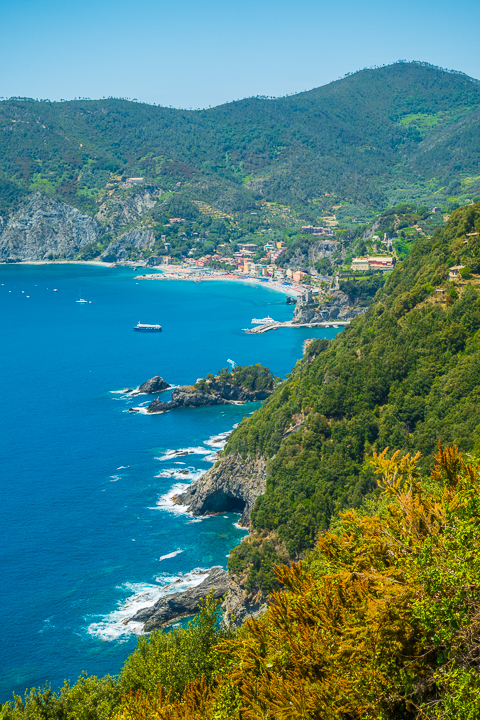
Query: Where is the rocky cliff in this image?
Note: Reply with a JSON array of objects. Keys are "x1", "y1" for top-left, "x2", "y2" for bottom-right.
[
  {"x1": 292, "y1": 288, "x2": 367, "y2": 324},
  {"x1": 0, "y1": 192, "x2": 100, "y2": 261},
  {"x1": 174, "y1": 452, "x2": 267, "y2": 527},
  {"x1": 101, "y1": 227, "x2": 156, "y2": 262}
]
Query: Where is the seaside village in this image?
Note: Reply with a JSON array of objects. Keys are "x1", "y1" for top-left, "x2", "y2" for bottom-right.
[{"x1": 134, "y1": 215, "x2": 396, "y2": 320}]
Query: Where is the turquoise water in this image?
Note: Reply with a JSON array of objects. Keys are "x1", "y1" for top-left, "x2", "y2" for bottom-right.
[{"x1": 0, "y1": 265, "x2": 340, "y2": 700}]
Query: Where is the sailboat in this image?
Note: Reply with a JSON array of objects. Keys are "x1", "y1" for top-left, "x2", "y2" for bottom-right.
[{"x1": 76, "y1": 289, "x2": 89, "y2": 303}]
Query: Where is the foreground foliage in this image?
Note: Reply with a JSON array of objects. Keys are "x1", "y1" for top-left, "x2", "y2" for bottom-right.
[
  {"x1": 6, "y1": 447, "x2": 480, "y2": 719},
  {"x1": 113, "y1": 445, "x2": 480, "y2": 719}
]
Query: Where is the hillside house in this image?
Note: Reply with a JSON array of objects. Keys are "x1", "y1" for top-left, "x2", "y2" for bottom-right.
[{"x1": 449, "y1": 265, "x2": 465, "y2": 280}]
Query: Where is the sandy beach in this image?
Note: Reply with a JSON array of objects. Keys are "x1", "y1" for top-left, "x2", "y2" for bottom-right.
[{"x1": 134, "y1": 269, "x2": 304, "y2": 297}]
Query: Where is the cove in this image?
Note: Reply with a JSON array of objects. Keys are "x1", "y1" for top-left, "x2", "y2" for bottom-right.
[{"x1": 0, "y1": 264, "x2": 341, "y2": 700}]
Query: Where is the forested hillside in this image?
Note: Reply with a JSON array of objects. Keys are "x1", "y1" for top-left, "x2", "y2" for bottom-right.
[
  {"x1": 1, "y1": 61, "x2": 480, "y2": 223},
  {"x1": 225, "y1": 202, "x2": 480, "y2": 590}
]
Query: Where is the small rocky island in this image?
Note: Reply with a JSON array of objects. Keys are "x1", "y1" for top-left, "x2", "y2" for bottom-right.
[
  {"x1": 147, "y1": 364, "x2": 278, "y2": 413},
  {"x1": 130, "y1": 375, "x2": 170, "y2": 395}
]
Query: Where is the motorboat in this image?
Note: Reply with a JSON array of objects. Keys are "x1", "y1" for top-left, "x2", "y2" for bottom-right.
[{"x1": 134, "y1": 322, "x2": 162, "y2": 332}]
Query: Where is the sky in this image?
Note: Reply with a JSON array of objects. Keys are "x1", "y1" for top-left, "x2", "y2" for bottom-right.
[{"x1": 1, "y1": 0, "x2": 480, "y2": 109}]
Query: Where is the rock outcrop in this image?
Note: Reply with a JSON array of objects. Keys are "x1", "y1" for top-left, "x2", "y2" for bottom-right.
[
  {"x1": 147, "y1": 380, "x2": 271, "y2": 414},
  {"x1": 174, "y1": 453, "x2": 267, "y2": 526},
  {"x1": 101, "y1": 227, "x2": 155, "y2": 262},
  {"x1": 292, "y1": 288, "x2": 367, "y2": 324},
  {"x1": 0, "y1": 192, "x2": 100, "y2": 261},
  {"x1": 127, "y1": 566, "x2": 229, "y2": 631},
  {"x1": 137, "y1": 376, "x2": 170, "y2": 394},
  {"x1": 222, "y1": 573, "x2": 268, "y2": 626},
  {"x1": 95, "y1": 189, "x2": 159, "y2": 230}
]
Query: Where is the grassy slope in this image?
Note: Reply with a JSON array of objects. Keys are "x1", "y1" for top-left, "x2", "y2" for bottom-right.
[{"x1": 226, "y1": 203, "x2": 480, "y2": 588}]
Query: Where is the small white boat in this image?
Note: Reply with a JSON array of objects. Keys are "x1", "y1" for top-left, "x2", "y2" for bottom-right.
[{"x1": 76, "y1": 297, "x2": 88, "y2": 303}]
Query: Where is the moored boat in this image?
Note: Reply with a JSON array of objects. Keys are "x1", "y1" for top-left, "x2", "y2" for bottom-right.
[
  {"x1": 251, "y1": 316, "x2": 275, "y2": 325},
  {"x1": 134, "y1": 322, "x2": 162, "y2": 332}
]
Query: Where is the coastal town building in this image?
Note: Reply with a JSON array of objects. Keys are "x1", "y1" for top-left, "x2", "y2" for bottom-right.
[
  {"x1": 301, "y1": 226, "x2": 334, "y2": 236},
  {"x1": 125, "y1": 177, "x2": 145, "y2": 185},
  {"x1": 351, "y1": 257, "x2": 370, "y2": 272},
  {"x1": 351, "y1": 255, "x2": 394, "y2": 272}
]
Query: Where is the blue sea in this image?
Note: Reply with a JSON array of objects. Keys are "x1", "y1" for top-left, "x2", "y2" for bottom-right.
[{"x1": 0, "y1": 265, "x2": 340, "y2": 700}]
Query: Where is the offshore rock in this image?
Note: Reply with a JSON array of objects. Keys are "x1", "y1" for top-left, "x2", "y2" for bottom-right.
[
  {"x1": 174, "y1": 453, "x2": 267, "y2": 526},
  {"x1": 128, "y1": 566, "x2": 229, "y2": 631},
  {"x1": 0, "y1": 192, "x2": 100, "y2": 261},
  {"x1": 147, "y1": 380, "x2": 271, "y2": 414},
  {"x1": 137, "y1": 376, "x2": 170, "y2": 394}
]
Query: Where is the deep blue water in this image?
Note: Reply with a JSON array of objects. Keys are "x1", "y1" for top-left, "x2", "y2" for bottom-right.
[{"x1": 0, "y1": 265, "x2": 340, "y2": 700}]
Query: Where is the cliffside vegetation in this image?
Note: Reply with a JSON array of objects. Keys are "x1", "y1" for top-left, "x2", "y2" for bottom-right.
[
  {"x1": 225, "y1": 202, "x2": 480, "y2": 588},
  {"x1": 194, "y1": 365, "x2": 278, "y2": 395},
  {"x1": 6, "y1": 446, "x2": 480, "y2": 719}
]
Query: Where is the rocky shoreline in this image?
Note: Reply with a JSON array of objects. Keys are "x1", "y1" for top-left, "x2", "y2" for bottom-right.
[
  {"x1": 127, "y1": 567, "x2": 229, "y2": 632},
  {"x1": 147, "y1": 380, "x2": 272, "y2": 414}
]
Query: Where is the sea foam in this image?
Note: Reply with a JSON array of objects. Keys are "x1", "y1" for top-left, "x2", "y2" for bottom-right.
[{"x1": 86, "y1": 569, "x2": 209, "y2": 641}]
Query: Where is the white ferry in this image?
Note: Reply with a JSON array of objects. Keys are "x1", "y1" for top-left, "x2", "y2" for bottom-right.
[
  {"x1": 134, "y1": 322, "x2": 162, "y2": 332},
  {"x1": 251, "y1": 316, "x2": 275, "y2": 325}
]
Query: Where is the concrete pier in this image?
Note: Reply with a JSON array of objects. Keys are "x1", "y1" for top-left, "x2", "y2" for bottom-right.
[{"x1": 244, "y1": 320, "x2": 350, "y2": 334}]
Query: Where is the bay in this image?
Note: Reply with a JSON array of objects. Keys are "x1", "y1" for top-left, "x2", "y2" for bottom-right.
[{"x1": 0, "y1": 264, "x2": 340, "y2": 700}]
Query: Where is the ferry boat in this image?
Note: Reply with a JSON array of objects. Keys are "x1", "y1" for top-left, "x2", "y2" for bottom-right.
[
  {"x1": 251, "y1": 316, "x2": 275, "y2": 325},
  {"x1": 134, "y1": 322, "x2": 162, "y2": 332}
]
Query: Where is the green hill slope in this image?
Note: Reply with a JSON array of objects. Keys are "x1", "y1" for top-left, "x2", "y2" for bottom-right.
[
  {"x1": 1, "y1": 61, "x2": 480, "y2": 220},
  {"x1": 225, "y1": 202, "x2": 480, "y2": 589}
]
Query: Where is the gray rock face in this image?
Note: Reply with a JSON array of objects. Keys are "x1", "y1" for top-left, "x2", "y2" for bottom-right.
[
  {"x1": 95, "y1": 189, "x2": 159, "y2": 229},
  {"x1": 0, "y1": 192, "x2": 100, "y2": 261},
  {"x1": 222, "y1": 573, "x2": 268, "y2": 626},
  {"x1": 292, "y1": 288, "x2": 368, "y2": 324},
  {"x1": 174, "y1": 453, "x2": 267, "y2": 526},
  {"x1": 137, "y1": 376, "x2": 170, "y2": 394},
  {"x1": 147, "y1": 381, "x2": 271, "y2": 414},
  {"x1": 128, "y1": 566, "x2": 229, "y2": 631},
  {"x1": 101, "y1": 227, "x2": 155, "y2": 261}
]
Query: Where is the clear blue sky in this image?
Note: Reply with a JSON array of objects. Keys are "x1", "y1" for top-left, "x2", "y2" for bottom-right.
[{"x1": 1, "y1": 0, "x2": 479, "y2": 108}]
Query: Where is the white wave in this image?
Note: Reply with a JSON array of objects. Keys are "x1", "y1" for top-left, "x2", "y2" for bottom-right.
[
  {"x1": 110, "y1": 388, "x2": 132, "y2": 394},
  {"x1": 234, "y1": 522, "x2": 249, "y2": 531},
  {"x1": 156, "y1": 447, "x2": 211, "y2": 462},
  {"x1": 203, "y1": 451, "x2": 219, "y2": 463},
  {"x1": 152, "y1": 482, "x2": 190, "y2": 514},
  {"x1": 156, "y1": 467, "x2": 206, "y2": 481},
  {"x1": 159, "y1": 549, "x2": 183, "y2": 561},
  {"x1": 110, "y1": 475, "x2": 121, "y2": 482},
  {"x1": 129, "y1": 384, "x2": 178, "y2": 397},
  {"x1": 203, "y1": 430, "x2": 231, "y2": 448},
  {"x1": 117, "y1": 466, "x2": 128, "y2": 469},
  {"x1": 86, "y1": 569, "x2": 210, "y2": 641},
  {"x1": 173, "y1": 461, "x2": 186, "y2": 465},
  {"x1": 127, "y1": 406, "x2": 152, "y2": 415}
]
